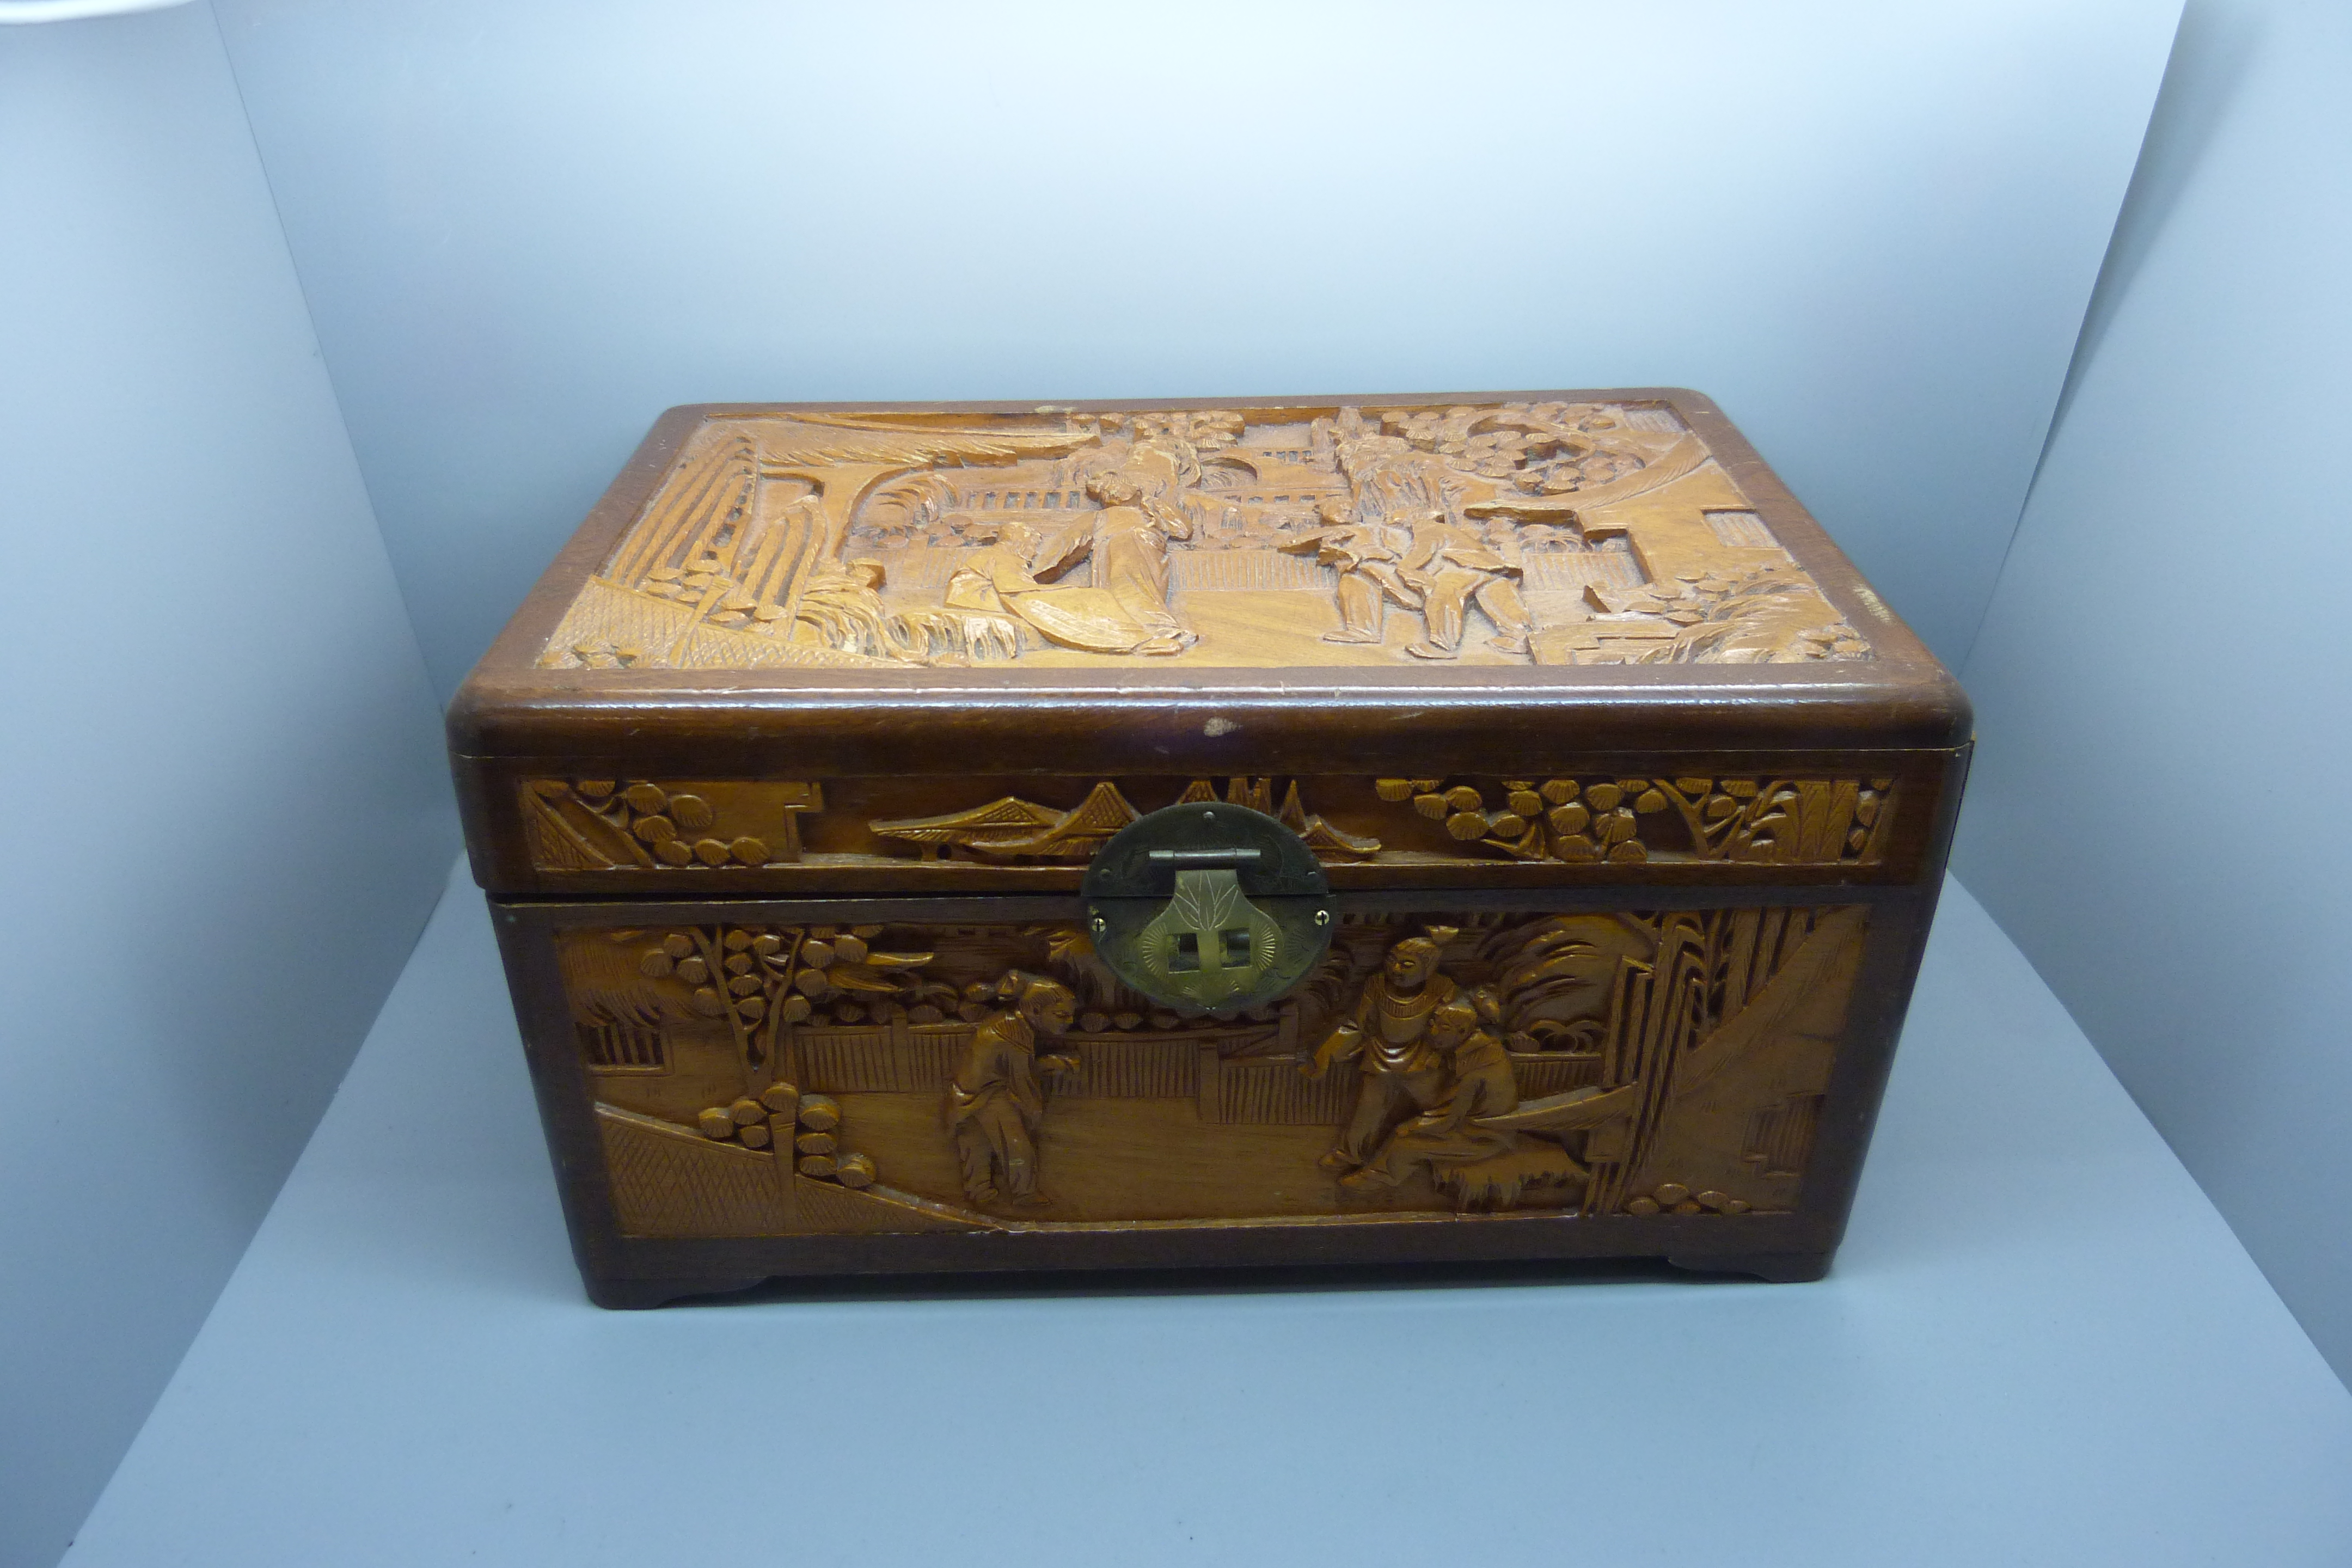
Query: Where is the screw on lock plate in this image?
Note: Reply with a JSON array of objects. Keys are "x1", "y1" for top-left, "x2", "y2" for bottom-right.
[{"x1": 1081, "y1": 803, "x2": 1334, "y2": 1014}]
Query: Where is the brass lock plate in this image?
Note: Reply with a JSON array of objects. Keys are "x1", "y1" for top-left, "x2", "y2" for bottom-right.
[{"x1": 1082, "y1": 803, "x2": 1334, "y2": 1014}]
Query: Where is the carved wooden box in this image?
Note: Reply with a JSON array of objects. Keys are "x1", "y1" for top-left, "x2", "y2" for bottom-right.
[{"x1": 450, "y1": 391, "x2": 1970, "y2": 1307}]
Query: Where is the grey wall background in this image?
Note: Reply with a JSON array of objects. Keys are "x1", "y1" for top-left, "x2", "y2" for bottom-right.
[
  {"x1": 50, "y1": 1, "x2": 2352, "y2": 1564},
  {"x1": 210, "y1": 0, "x2": 2181, "y2": 700},
  {"x1": 1953, "y1": 0, "x2": 2352, "y2": 1385},
  {"x1": 0, "y1": 7, "x2": 458, "y2": 1567}
]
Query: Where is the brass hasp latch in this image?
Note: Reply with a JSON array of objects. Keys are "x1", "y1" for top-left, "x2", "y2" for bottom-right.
[{"x1": 1082, "y1": 802, "x2": 1335, "y2": 1014}]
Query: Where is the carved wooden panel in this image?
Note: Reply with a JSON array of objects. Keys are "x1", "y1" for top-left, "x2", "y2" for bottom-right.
[
  {"x1": 559, "y1": 905, "x2": 1867, "y2": 1236},
  {"x1": 538, "y1": 402, "x2": 1870, "y2": 673},
  {"x1": 517, "y1": 774, "x2": 1900, "y2": 874},
  {"x1": 1363, "y1": 775, "x2": 1896, "y2": 866}
]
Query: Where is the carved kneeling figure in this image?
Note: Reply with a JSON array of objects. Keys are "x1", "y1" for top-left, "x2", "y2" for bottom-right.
[{"x1": 1342, "y1": 993, "x2": 1590, "y2": 1212}]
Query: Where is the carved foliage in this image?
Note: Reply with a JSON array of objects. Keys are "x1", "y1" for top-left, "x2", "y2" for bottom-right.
[
  {"x1": 612, "y1": 922, "x2": 950, "y2": 1073},
  {"x1": 569, "y1": 921, "x2": 952, "y2": 1233},
  {"x1": 1550, "y1": 563, "x2": 1873, "y2": 666},
  {"x1": 1371, "y1": 775, "x2": 1896, "y2": 865},
  {"x1": 520, "y1": 778, "x2": 820, "y2": 871}
]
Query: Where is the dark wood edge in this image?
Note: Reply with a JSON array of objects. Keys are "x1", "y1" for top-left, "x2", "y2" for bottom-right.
[
  {"x1": 451, "y1": 672, "x2": 1974, "y2": 767},
  {"x1": 505, "y1": 879, "x2": 1936, "y2": 929},
  {"x1": 579, "y1": 1220, "x2": 1845, "y2": 1307},
  {"x1": 580, "y1": 1252, "x2": 1822, "y2": 1308},
  {"x1": 1774, "y1": 746, "x2": 1972, "y2": 1265}
]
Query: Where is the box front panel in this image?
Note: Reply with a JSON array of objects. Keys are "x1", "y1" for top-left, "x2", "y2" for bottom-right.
[{"x1": 496, "y1": 887, "x2": 1939, "y2": 1295}]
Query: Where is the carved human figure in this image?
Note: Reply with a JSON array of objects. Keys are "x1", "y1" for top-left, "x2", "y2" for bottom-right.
[
  {"x1": 1340, "y1": 991, "x2": 1520, "y2": 1190},
  {"x1": 1286, "y1": 497, "x2": 1419, "y2": 645},
  {"x1": 1082, "y1": 469, "x2": 1198, "y2": 654},
  {"x1": 1303, "y1": 929, "x2": 1460, "y2": 1171},
  {"x1": 944, "y1": 514, "x2": 1075, "y2": 598},
  {"x1": 946, "y1": 970, "x2": 1080, "y2": 1207},
  {"x1": 940, "y1": 482, "x2": 1196, "y2": 657},
  {"x1": 1397, "y1": 510, "x2": 1530, "y2": 659}
]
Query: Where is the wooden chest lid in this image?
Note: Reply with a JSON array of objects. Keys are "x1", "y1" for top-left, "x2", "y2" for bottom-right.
[{"x1": 451, "y1": 389, "x2": 1967, "y2": 792}]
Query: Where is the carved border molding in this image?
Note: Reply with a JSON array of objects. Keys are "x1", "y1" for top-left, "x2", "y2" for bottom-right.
[
  {"x1": 867, "y1": 776, "x2": 1377, "y2": 863},
  {"x1": 516, "y1": 773, "x2": 1897, "y2": 873}
]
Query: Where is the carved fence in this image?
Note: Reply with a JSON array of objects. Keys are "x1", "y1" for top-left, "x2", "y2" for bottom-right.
[
  {"x1": 792, "y1": 1022, "x2": 1276, "y2": 1100},
  {"x1": 795, "y1": 1024, "x2": 967, "y2": 1093},
  {"x1": 1212, "y1": 1052, "x2": 1604, "y2": 1125},
  {"x1": 1167, "y1": 550, "x2": 1337, "y2": 592},
  {"x1": 793, "y1": 1020, "x2": 1607, "y2": 1128},
  {"x1": 1522, "y1": 549, "x2": 1645, "y2": 594},
  {"x1": 1063, "y1": 1038, "x2": 1199, "y2": 1098},
  {"x1": 1508, "y1": 1052, "x2": 1606, "y2": 1097},
  {"x1": 869, "y1": 544, "x2": 1341, "y2": 596},
  {"x1": 1215, "y1": 1059, "x2": 1357, "y2": 1124}
]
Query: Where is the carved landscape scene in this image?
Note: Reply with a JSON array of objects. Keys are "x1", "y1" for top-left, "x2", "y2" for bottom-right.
[
  {"x1": 566, "y1": 904, "x2": 1867, "y2": 1238},
  {"x1": 518, "y1": 773, "x2": 1900, "y2": 875},
  {"x1": 540, "y1": 401, "x2": 1872, "y2": 672}
]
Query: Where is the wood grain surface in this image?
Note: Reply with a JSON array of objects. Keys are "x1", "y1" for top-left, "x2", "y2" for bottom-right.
[{"x1": 453, "y1": 390, "x2": 1970, "y2": 1304}]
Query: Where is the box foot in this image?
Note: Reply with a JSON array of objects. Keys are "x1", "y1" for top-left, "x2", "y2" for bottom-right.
[
  {"x1": 1667, "y1": 1250, "x2": 1831, "y2": 1284},
  {"x1": 585, "y1": 1275, "x2": 765, "y2": 1310}
]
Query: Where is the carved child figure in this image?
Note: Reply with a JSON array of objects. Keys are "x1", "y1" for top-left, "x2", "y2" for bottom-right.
[
  {"x1": 941, "y1": 483, "x2": 1196, "y2": 658},
  {"x1": 946, "y1": 970, "x2": 1080, "y2": 1208},
  {"x1": 1341, "y1": 989, "x2": 1521, "y2": 1190},
  {"x1": 1287, "y1": 497, "x2": 1419, "y2": 645},
  {"x1": 1398, "y1": 510, "x2": 1532, "y2": 659},
  {"x1": 1303, "y1": 929, "x2": 1461, "y2": 1171},
  {"x1": 1080, "y1": 469, "x2": 1198, "y2": 655}
]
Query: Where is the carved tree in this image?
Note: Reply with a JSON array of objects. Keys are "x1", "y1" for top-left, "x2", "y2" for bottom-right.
[
  {"x1": 633, "y1": 924, "x2": 947, "y2": 1082},
  {"x1": 1372, "y1": 774, "x2": 1894, "y2": 866}
]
